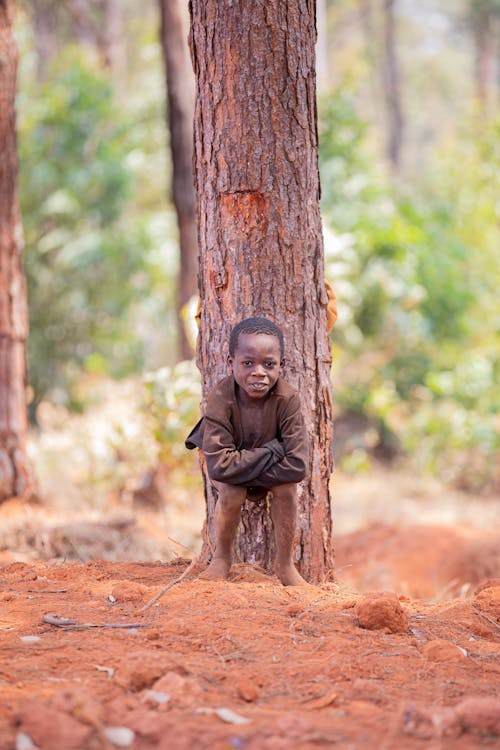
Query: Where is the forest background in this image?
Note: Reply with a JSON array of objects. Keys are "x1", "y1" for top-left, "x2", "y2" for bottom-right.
[{"x1": 10, "y1": 0, "x2": 500, "y2": 557}]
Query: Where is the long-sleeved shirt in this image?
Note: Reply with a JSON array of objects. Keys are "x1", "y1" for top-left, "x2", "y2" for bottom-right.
[{"x1": 185, "y1": 375, "x2": 308, "y2": 487}]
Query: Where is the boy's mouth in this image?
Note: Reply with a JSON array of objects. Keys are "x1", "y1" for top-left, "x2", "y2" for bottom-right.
[{"x1": 249, "y1": 382, "x2": 268, "y2": 392}]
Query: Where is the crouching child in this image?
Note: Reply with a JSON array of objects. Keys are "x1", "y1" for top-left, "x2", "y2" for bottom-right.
[{"x1": 185, "y1": 316, "x2": 309, "y2": 586}]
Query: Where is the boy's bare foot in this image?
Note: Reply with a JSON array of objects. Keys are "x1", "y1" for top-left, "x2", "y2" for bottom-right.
[
  {"x1": 275, "y1": 563, "x2": 309, "y2": 586},
  {"x1": 199, "y1": 557, "x2": 231, "y2": 581}
]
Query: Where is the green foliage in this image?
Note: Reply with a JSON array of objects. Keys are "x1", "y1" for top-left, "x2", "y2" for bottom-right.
[
  {"x1": 18, "y1": 51, "x2": 171, "y2": 412},
  {"x1": 142, "y1": 361, "x2": 201, "y2": 482},
  {"x1": 319, "y1": 88, "x2": 500, "y2": 490}
]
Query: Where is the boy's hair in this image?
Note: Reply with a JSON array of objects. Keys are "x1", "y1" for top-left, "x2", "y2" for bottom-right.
[{"x1": 229, "y1": 317, "x2": 285, "y2": 358}]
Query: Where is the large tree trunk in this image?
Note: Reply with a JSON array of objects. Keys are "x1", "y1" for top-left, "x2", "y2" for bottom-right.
[
  {"x1": 159, "y1": 0, "x2": 198, "y2": 361},
  {"x1": 0, "y1": 0, "x2": 36, "y2": 502},
  {"x1": 190, "y1": 0, "x2": 334, "y2": 582}
]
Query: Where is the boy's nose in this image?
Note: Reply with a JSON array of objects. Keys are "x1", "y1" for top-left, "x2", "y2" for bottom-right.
[{"x1": 252, "y1": 364, "x2": 266, "y2": 377}]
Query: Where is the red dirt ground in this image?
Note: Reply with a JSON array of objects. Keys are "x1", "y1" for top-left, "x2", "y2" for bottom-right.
[{"x1": 1, "y1": 526, "x2": 499, "y2": 750}]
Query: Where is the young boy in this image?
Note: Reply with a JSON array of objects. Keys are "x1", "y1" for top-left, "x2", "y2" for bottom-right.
[{"x1": 185, "y1": 317, "x2": 308, "y2": 586}]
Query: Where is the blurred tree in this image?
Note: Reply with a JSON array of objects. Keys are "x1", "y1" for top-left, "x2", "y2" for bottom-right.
[
  {"x1": 0, "y1": 0, "x2": 36, "y2": 501},
  {"x1": 19, "y1": 54, "x2": 161, "y2": 413},
  {"x1": 25, "y1": 0, "x2": 126, "y2": 81},
  {"x1": 158, "y1": 0, "x2": 197, "y2": 360},
  {"x1": 468, "y1": 0, "x2": 500, "y2": 116},
  {"x1": 29, "y1": 0, "x2": 59, "y2": 82},
  {"x1": 190, "y1": 0, "x2": 334, "y2": 582},
  {"x1": 382, "y1": 0, "x2": 403, "y2": 168}
]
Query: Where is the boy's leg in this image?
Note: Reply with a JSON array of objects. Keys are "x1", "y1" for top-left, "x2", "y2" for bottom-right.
[
  {"x1": 271, "y1": 483, "x2": 308, "y2": 586},
  {"x1": 200, "y1": 481, "x2": 247, "y2": 581}
]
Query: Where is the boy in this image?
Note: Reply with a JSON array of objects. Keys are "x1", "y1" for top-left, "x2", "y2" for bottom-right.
[{"x1": 185, "y1": 317, "x2": 308, "y2": 586}]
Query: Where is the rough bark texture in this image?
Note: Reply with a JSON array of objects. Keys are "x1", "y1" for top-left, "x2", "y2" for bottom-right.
[
  {"x1": 0, "y1": 0, "x2": 36, "y2": 502},
  {"x1": 190, "y1": 0, "x2": 333, "y2": 582},
  {"x1": 159, "y1": 0, "x2": 198, "y2": 361}
]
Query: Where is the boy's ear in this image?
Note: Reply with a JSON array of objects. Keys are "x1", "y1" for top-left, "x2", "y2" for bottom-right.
[
  {"x1": 280, "y1": 358, "x2": 285, "y2": 368},
  {"x1": 227, "y1": 354, "x2": 233, "y2": 369}
]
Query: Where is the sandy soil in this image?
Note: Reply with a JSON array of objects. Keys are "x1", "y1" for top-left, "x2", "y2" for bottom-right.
[{"x1": 1, "y1": 527, "x2": 499, "y2": 750}]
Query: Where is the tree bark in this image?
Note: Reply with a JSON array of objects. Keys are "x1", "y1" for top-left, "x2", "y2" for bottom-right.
[
  {"x1": 190, "y1": 0, "x2": 334, "y2": 582},
  {"x1": 471, "y1": 1, "x2": 497, "y2": 118},
  {"x1": 159, "y1": 0, "x2": 198, "y2": 361},
  {"x1": 382, "y1": 0, "x2": 403, "y2": 169},
  {"x1": 0, "y1": 0, "x2": 36, "y2": 502}
]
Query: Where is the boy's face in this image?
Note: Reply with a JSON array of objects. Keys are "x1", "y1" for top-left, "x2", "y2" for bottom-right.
[{"x1": 229, "y1": 333, "x2": 283, "y2": 402}]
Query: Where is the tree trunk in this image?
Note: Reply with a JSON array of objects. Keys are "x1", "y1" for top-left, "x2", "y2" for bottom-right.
[
  {"x1": 471, "y1": 1, "x2": 496, "y2": 117},
  {"x1": 99, "y1": 0, "x2": 126, "y2": 81},
  {"x1": 30, "y1": 0, "x2": 58, "y2": 83},
  {"x1": 159, "y1": 0, "x2": 198, "y2": 361},
  {"x1": 382, "y1": 0, "x2": 403, "y2": 169},
  {"x1": 0, "y1": 0, "x2": 36, "y2": 502},
  {"x1": 190, "y1": 0, "x2": 334, "y2": 582}
]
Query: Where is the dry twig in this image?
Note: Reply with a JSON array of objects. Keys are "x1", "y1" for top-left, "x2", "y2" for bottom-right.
[
  {"x1": 42, "y1": 613, "x2": 147, "y2": 630},
  {"x1": 137, "y1": 556, "x2": 199, "y2": 613}
]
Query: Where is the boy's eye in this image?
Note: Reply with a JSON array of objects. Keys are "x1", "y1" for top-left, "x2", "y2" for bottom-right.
[
  {"x1": 265, "y1": 361, "x2": 276, "y2": 368},
  {"x1": 243, "y1": 361, "x2": 252, "y2": 366}
]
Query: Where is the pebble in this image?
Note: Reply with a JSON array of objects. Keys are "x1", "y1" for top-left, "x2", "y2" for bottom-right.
[
  {"x1": 422, "y1": 639, "x2": 466, "y2": 663},
  {"x1": 236, "y1": 677, "x2": 260, "y2": 702},
  {"x1": 103, "y1": 727, "x2": 135, "y2": 747},
  {"x1": 355, "y1": 592, "x2": 408, "y2": 633}
]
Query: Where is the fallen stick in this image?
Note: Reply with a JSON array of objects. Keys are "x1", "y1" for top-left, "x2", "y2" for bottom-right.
[
  {"x1": 42, "y1": 613, "x2": 148, "y2": 630},
  {"x1": 137, "y1": 556, "x2": 199, "y2": 613}
]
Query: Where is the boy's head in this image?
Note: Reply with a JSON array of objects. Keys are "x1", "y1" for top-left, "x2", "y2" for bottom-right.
[
  {"x1": 229, "y1": 317, "x2": 284, "y2": 359},
  {"x1": 228, "y1": 317, "x2": 285, "y2": 401}
]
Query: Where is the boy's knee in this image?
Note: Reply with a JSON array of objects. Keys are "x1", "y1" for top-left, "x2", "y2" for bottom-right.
[
  {"x1": 271, "y1": 483, "x2": 297, "y2": 504},
  {"x1": 214, "y1": 482, "x2": 246, "y2": 512}
]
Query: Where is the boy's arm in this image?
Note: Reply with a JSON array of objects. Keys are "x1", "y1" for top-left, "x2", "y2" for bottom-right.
[
  {"x1": 203, "y1": 414, "x2": 285, "y2": 485},
  {"x1": 251, "y1": 393, "x2": 308, "y2": 486}
]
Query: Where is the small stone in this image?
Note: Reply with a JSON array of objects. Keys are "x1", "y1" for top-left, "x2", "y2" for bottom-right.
[
  {"x1": 423, "y1": 640, "x2": 467, "y2": 663},
  {"x1": 355, "y1": 592, "x2": 408, "y2": 634},
  {"x1": 110, "y1": 582, "x2": 149, "y2": 603},
  {"x1": 15, "y1": 733, "x2": 38, "y2": 750},
  {"x1": 236, "y1": 677, "x2": 259, "y2": 702},
  {"x1": 103, "y1": 727, "x2": 135, "y2": 747}
]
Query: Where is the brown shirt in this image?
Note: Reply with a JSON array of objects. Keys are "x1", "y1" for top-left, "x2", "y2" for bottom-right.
[{"x1": 185, "y1": 375, "x2": 308, "y2": 487}]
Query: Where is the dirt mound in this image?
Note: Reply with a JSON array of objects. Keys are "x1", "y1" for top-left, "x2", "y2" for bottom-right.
[
  {"x1": 335, "y1": 524, "x2": 500, "y2": 599},
  {"x1": 1, "y1": 558, "x2": 499, "y2": 750}
]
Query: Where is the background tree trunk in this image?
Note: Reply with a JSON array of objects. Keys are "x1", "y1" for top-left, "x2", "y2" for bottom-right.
[
  {"x1": 470, "y1": 0, "x2": 497, "y2": 118},
  {"x1": 0, "y1": 0, "x2": 36, "y2": 502},
  {"x1": 382, "y1": 0, "x2": 403, "y2": 169},
  {"x1": 159, "y1": 0, "x2": 198, "y2": 361},
  {"x1": 30, "y1": 0, "x2": 58, "y2": 83},
  {"x1": 190, "y1": 0, "x2": 334, "y2": 582},
  {"x1": 99, "y1": 0, "x2": 126, "y2": 81}
]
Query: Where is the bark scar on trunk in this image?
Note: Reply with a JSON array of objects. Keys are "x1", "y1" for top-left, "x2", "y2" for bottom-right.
[{"x1": 220, "y1": 191, "x2": 269, "y2": 235}]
